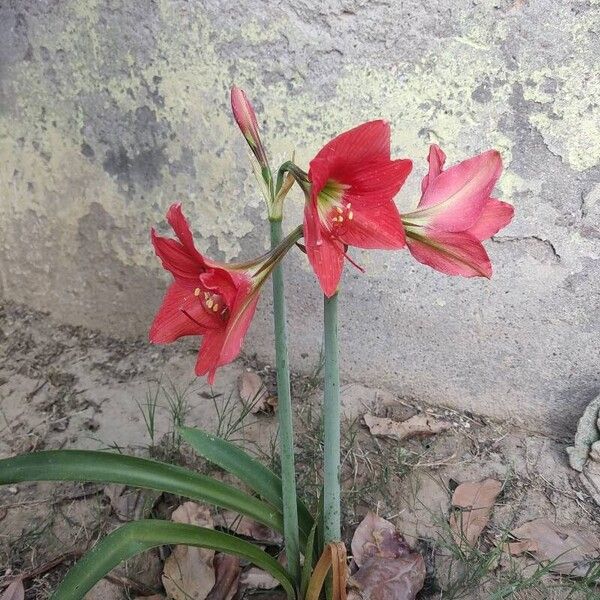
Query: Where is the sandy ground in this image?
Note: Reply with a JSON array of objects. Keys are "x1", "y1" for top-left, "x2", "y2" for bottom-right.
[{"x1": 0, "y1": 301, "x2": 598, "y2": 599}]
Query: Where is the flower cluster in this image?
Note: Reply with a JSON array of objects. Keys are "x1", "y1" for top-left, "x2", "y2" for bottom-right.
[{"x1": 150, "y1": 89, "x2": 514, "y2": 381}]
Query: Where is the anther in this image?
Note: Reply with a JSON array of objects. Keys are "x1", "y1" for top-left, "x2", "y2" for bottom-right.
[
  {"x1": 212, "y1": 303, "x2": 219, "y2": 312},
  {"x1": 348, "y1": 211, "x2": 354, "y2": 220},
  {"x1": 206, "y1": 298, "x2": 214, "y2": 309},
  {"x1": 336, "y1": 206, "x2": 343, "y2": 214},
  {"x1": 194, "y1": 288, "x2": 201, "y2": 296}
]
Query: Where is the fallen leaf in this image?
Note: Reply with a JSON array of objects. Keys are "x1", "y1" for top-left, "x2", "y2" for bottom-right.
[
  {"x1": 104, "y1": 484, "x2": 161, "y2": 521},
  {"x1": 349, "y1": 554, "x2": 426, "y2": 600},
  {"x1": 215, "y1": 510, "x2": 282, "y2": 545},
  {"x1": 162, "y1": 503, "x2": 215, "y2": 600},
  {"x1": 206, "y1": 554, "x2": 240, "y2": 600},
  {"x1": 239, "y1": 567, "x2": 280, "y2": 591},
  {"x1": 0, "y1": 580, "x2": 24, "y2": 600},
  {"x1": 449, "y1": 478, "x2": 502, "y2": 547},
  {"x1": 238, "y1": 372, "x2": 270, "y2": 413},
  {"x1": 133, "y1": 596, "x2": 165, "y2": 600},
  {"x1": 509, "y1": 518, "x2": 600, "y2": 577},
  {"x1": 363, "y1": 413, "x2": 451, "y2": 442},
  {"x1": 351, "y1": 512, "x2": 411, "y2": 568}
]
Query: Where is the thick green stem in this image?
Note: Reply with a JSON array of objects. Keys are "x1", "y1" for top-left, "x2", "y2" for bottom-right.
[
  {"x1": 269, "y1": 218, "x2": 301, "y2": 587},
  {"x1": 323, "y1": 292, "x2": 341, "y2": 542}
]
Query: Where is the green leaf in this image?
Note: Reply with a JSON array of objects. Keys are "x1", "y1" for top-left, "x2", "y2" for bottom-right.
[
  {"x1": 179, "y1": 426, "x2": 314, "y2": 539},
  {"x1": 0, "y1": 450, "x2": 282, "y2": 533},
  {"x1": 51, "y1": 520, "x2": 296, "y2": 600}
]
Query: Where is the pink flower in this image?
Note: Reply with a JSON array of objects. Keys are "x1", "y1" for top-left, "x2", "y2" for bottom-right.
[
  {"x1": 150, "y1": 204, "x2": 293, "y2": 383},
  {"x1": 401, "y1": 145, "x2": 514, "y2": 277},
  {"x1": 304, "y1": 120, "x2": 412, "y2": 296},
  {"x1": 230, "y1": 86, "x2": 268, "y2": 170}
]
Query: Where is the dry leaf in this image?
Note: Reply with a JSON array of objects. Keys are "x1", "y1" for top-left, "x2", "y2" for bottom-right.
[
  {"x1": 350, "y1": 554, "x2": 426, "y2": 600},
  {"x1": 133, "y1": 596, "x2": 165, "y2": 600},
  {"x1": 238, "y1": 372, "x2": 269, "y2": 413},
  {"x1": 239, "y1": 567, "x2": 280, "y2": 591},
  {"x1": 351, "y1": 512, "x2": 410, "y2": 568},
  {"x1": 206, "y1": 554, "x2": 240, "y2": 600},
  {"x1": 0, "y1": 580, "x2": 24, "y2": 600},
  {"x1": 509, "y1": 518, "x2": 600, "y2": 576},
  {"x1": 215, "y1": 510, "x2": 282, "y2": 545},
  {"x1": 104, "y1": 484, "x2": 161, "y2": 521},
  {"x1": 449, "y1": 478, "x2": 502, "y2": 547},
  {"x1": 364, "y1": 413, "x2": 451, "y2": 442},
  {"x1": 162, "y1": 503, "x2": 215, "y2": 600}
]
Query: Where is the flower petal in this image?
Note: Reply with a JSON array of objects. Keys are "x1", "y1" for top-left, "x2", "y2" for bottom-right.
[
  {"x1": 219, "y1": 288, "x2": 260, "y2": 366},
  {"x1": 340, "y1": 201, "x2": 406, "y2": 249},
  {"x1": 405, "y1": 229, "x2": 492, "y2": 278},
  {"x1": 149, "y1": 283, "x2": 216, "y2": 343},
  {"x1": 166, "y1": 203, "x2": 207, "y2": 266},
  {"x1": 341, "y1": 158, "x2": 413, "y2": 208},
  {"x1": 304, "y1": 203, "x2": 345, "y2": 297},
  {"x1": 195, "y1": 330, "x2": 227, "y2": 384},
  {"x1": 466, "y1": 198, "x2": 514, "y2": 241},
  {"x1": 420, "y1": 144, "x2": 447, "y2": 196},
  {"x1": 409, "y1": 150, "x2": 503, "y2": 231},
  {"x1": 151, "y1": 229, "x2": 204, "y2": 285},
  {"x1": 311, "y1": 120, "x2": 391, "y2": 167}
]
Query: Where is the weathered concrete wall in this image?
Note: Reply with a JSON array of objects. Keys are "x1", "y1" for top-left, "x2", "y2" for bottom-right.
[{"x1": 0, "y1": 0, "x2": 598, "y2": 434}]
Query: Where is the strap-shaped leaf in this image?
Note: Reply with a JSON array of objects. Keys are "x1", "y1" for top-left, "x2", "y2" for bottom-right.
[
  {"x1": 179, "y1": 426, "x2": 314, "y2": 539},
  {"x1": 0, "y1": 450, "x2": 282, "y2": 533},
  {"x1": 51, "y1": 520, "x2": 296, "y2": 600}
]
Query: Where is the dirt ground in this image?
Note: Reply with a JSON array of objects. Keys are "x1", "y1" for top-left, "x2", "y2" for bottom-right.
[{"x1": 0, "y1": 301, "x2": 598, "y2": 599}]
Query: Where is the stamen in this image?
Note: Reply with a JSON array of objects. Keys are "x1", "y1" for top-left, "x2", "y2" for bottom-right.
[
  {"x1": 206, "y1": 298, "x2": 214, "y2": 309},
  {"x1": 212, "y1": 303, "x2": 219, "y2": 312},
  {"x1": 181, "y1": 309, "x2": 203, "y2": 328},
  {"x1": 194, "y1": 288, "x2": 201, "y2": 296},
  {"x1": 348, "y1": 211, "x2": 353, "y2": 220},
  {"x1": 336, "y1": 206, "x2": 343, "y2": 214},
  {"x1": 342, "y1": 249, "x2": 366, "y2": 273}
]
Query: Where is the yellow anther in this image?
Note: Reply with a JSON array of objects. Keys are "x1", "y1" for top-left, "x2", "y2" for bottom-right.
[
  {"x1": 194, "y1": 288, "x2": 201, "y2": 297},
  {"x1": 338, "y1": 216, "x2": 344, "y2": 222},
  {"x1": 204, "y1": 291, "x2": 209, "y2": 299},
  {"x1": 336, "y1": 206, "x2": 343, "y2": 214},
  {"x1": 206, "y1": 298, "x2": 214, "y2": 309},
  {"x1": 212, "y1": 303, "x2": 220, "y2": 312},
  {"x1": 348, "y1": 211, "x2": 354, "y2": 220},
  {"x1": 347, "y1": 202, "x2": 352, "y2": 209}
]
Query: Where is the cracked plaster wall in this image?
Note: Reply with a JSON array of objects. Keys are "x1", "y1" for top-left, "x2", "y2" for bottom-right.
[{"x1": 0, "y1": 0, "x2": 598, "y2": 434}]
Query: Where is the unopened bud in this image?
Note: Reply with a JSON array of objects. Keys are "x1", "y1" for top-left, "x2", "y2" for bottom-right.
[{"x1": 230, "y1": 86, "x2": 268, "y2": 169}]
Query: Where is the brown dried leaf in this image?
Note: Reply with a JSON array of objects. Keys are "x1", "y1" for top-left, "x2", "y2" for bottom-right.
[
  {"x1": 449, "y1": 478, "x2": 502, "y2": 547},
  {"x1": 162, "y1": 503, "x2": 215, "y2": 600},
  {"x1": 509, "y1": 518, "x2": 600, "y2": 576},
  {"x1": 364, "y1": 413, "x2": 451, "y2": 442},
  {"x1": 351, "y1": 512, "x2": 410, "y2": 568},
  {"x1": 215, "y1": 510, "x2": 282, "y2": 545},
  {"x1": 0, "y1": 581, "x2": 24, "y2": 600},
  {"x1": 238, "y1": 372, "x2": 269, "y2": 413},
  {"x1": 104, "y1": 484, "x2": 161, "y2": 522},
  {"x1": 350, "y1": 554, "x2": 426, "y2": 600},
  {"x1": 239, "y1": 567, "x2": 280, "y2": 591},
  {"x1": 206, "y1": 554, "x2": 240, "y2": 600}
]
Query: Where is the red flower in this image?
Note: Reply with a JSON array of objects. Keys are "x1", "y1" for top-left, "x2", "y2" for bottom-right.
[
  {"x1": 401, "y1": 145, "x2": 514, "y2": 277},
  {"x1": 303, "y1": 120, "x2": 412, "y2": 297},
  {"x1": 150, "y1": 204, "x2": 282, "y2": 383}
]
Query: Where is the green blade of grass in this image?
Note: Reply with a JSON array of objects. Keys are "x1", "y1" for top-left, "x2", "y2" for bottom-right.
[
  {"x1": 0, "y1": 450, "x2": 282, "y2": 533},
  {"x1": 51, "y1": 520, "x2": 296, "y2": 600},
  {"x1": 179, "y1": 426, "x2": 314, "y2": 541}
]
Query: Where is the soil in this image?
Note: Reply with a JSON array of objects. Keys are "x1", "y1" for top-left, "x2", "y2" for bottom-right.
[{"x1": 0, "y1": 301, "x2": 598, "y2": 599}]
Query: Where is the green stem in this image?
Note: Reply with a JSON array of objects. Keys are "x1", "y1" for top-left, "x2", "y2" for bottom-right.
[
  {"x1": 323, "y1": 292, "x2": 341, "y2": 542},
  {"x1": 269, "y1": 218, "x2": 301, "y2": 587}
]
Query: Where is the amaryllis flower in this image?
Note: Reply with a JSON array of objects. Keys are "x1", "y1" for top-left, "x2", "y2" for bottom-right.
[
  {"x1": 401, "y1": 145, "x2": 514, "y2": 277},
  {"x1": 230, "y1": 86, "x2": 269, "y2": 171},
  {"x1": 150, "y1": 203, "x2": 299, "y2": 383},
  {"x1": 303, "y1": 120, "x2": 412, "y2": 297}
]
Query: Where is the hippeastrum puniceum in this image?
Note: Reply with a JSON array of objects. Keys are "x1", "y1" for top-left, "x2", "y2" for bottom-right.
[
  {"x1": 303, "y1": 120, "x2": 412, "y2": 297},
  {"x1": 150, "y1": 203, "x2": 301, "y2": 383},
  {"x1": 401, "y1": 144, "x2": 514, "y2": 277},
  {"x1": 230, "y1": 85, "x2": 269, "y2": 172}
]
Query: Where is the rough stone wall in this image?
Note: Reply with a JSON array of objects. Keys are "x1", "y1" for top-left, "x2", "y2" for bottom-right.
[{"x1": 0, "y1": 0, "x2": 598, "y2": 434}]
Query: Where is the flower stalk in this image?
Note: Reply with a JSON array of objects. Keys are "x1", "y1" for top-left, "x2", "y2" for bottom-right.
[
  {"x1": 323, "y1": 291, "x2": 341, "y2": 542},
  {"x1": 270, "y1": 217, "x2": 301, "y2": 587}
]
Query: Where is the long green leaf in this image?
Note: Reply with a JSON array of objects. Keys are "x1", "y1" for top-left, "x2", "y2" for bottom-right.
[
  {"x1": 179, "y1": 426, "x2": 314, "y2": 538},
  {"x1": 0, "y1": 450, "x2": 281, "y2": 533},
  {"x1": 51, "y1": 520, "x2": 296, "y2": 600}
]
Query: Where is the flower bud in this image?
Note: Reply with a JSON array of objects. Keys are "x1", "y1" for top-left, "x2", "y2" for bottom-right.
[{"x1": 230, "y1": 86, "x2": 268, "y2": 170}]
